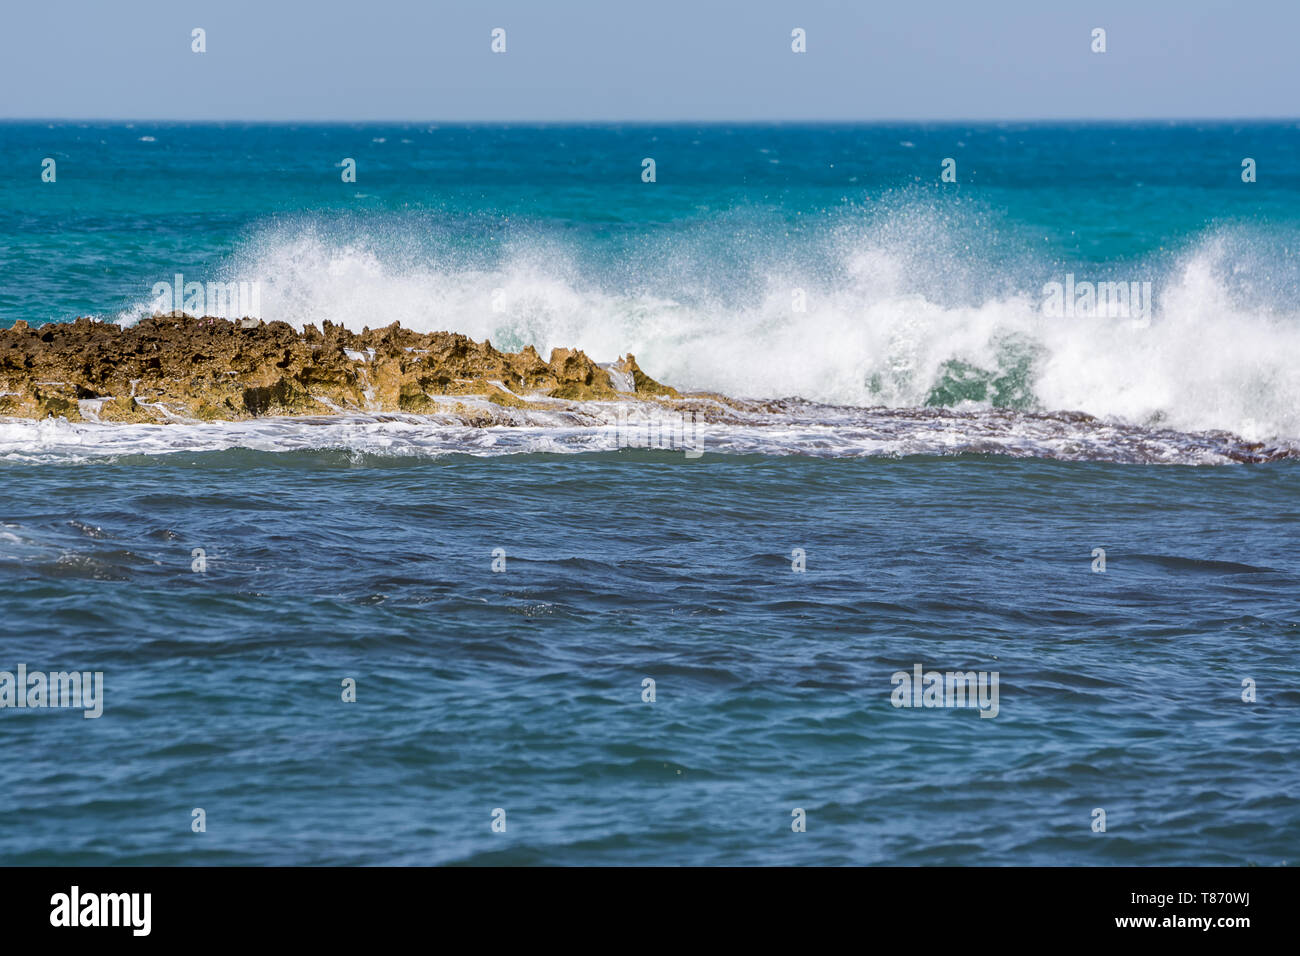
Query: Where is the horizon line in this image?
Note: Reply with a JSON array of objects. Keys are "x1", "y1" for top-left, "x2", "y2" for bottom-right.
[{"x1": 3, "y1": 116, "x2": 1299, "y2": 126}]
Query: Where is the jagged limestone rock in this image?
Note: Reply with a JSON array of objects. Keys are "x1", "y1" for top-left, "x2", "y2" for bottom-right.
[{"x1": 0, "y1": 315, "x2": 678, "y2": 423}]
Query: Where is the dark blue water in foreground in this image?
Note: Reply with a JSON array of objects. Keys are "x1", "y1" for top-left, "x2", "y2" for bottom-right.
[{"x1": 1, "y1": 452, "x2": 1297, "y2": 865}]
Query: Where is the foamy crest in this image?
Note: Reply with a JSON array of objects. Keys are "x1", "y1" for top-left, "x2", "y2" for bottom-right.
[{"x1": 119, "y1": 211, "x2": 1300, "y2": 442}]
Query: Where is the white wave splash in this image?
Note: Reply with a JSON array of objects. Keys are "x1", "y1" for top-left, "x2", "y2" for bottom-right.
[{"x1": 114, "y1": 213, "x2": 1300, "y2": 443}]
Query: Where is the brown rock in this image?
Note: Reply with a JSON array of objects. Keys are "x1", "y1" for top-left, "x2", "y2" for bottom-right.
[{"x1": 0, "y1": 315, "x2": 683, "y2": 422}]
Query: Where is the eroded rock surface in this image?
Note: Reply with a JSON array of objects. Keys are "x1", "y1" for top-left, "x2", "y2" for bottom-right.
[{"x1": 0, "y1": 315, "x2": 678, "y2": 423}]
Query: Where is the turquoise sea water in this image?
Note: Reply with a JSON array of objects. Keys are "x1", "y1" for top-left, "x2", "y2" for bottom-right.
[{"x1": 0, "y1": 123, "x2": 1298, "y2": 864}]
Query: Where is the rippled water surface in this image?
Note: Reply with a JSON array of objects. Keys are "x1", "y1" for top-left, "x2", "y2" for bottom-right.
[{"x1": 1, "y1": 451, "x2": 1296, "y2": 864}]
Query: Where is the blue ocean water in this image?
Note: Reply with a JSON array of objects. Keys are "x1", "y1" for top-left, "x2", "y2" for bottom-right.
[{"x1": 1, "y1": 123, "x2": 1298, "y2": 864}]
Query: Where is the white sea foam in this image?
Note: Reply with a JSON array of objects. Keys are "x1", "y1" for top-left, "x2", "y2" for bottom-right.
[{"x1": 1, "y1": 401, "x2": 1292, "y2": 466}]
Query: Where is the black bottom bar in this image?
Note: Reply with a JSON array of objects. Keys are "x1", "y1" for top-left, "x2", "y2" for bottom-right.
[{"x1": 0, "y1": 866, "x2": 1284, "y2": 941}]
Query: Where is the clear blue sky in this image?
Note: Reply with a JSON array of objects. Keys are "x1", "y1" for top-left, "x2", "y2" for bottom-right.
[{"x1": 1, "y1": 0, "x2": 1295, "y2": 121}]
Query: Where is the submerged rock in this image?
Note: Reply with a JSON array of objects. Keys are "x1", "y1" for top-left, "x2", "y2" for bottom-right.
[{"x1": 0, "y1": 315, "x2": 678, "y2": 423}]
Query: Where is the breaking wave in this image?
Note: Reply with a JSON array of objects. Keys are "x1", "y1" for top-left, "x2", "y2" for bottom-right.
[{"x1": 109, "y1": 202, "x2": 1300, "y2": 446}]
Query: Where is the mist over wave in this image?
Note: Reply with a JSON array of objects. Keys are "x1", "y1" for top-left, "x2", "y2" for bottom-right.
[{"x1": 123, "y1": 203, "x2": 1300, "y2": 442}]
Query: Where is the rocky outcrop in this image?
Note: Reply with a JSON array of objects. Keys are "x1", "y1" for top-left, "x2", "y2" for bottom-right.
[{"x1": 0, "y1": 315, "x2": 679, "y2": 423}]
